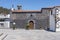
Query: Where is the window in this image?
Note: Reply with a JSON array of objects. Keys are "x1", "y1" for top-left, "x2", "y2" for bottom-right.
[
  {"x1": 55, "y1": 8, "x2": 59, "y2": 13},
  {"x1": 0, "y1": 23, "x2": 4, "y2": 27},
  {"x1": 55, "y1": 8, "x2": 60, "y2": 28},
  {"x1": 0, "y1": 19, "x2": 5, "y2": 21},
  {"x1": 5, "y1": 18, "x2": 9, "y2": 21},
  {"x1": 56, "y1": 21, "x2": 60, "y2": 28}
]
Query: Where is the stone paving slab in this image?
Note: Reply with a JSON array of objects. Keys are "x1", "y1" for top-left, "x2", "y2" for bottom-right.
[{"x1": 0, "y1": 29, "x2": 60, "y2": 40}]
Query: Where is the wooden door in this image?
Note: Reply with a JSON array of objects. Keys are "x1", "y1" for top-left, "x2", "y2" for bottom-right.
[{"x1": 29, "y1": 21, "x2": 34, "y2": 29}]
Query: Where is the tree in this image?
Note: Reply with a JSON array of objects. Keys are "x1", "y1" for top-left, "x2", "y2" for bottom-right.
[{"x1": 0, "y1": 7, "x2": 10, "y2": 14}]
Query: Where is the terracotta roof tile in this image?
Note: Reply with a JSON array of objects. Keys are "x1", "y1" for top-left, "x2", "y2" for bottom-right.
[
  {"x1": 12, "y1": 6, "x2": 60, "y2": 13},
  {"x1": 12, "y1": 10, "x2": 41, "y2": 13}
]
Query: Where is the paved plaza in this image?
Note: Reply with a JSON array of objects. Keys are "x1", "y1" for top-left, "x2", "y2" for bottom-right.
[{"x1": 0, "y1": 29, "x2": 60, "y2": 40}]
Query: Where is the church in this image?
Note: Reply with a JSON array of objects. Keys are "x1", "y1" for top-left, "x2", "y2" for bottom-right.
[
  {"x1": 9, "y1": 5, "x2": 60, "y2": 31},
  {"x1": 0, "y1": 5, "x2": 60, "y2": 32}
]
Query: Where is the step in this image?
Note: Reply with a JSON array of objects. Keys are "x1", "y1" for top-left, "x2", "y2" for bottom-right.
[
  {"x1": 0, "y1": 33, "x2": 8, "y2": 40},
  {"x1": 0, "y1": 33, "x2": 3, "y2": 36}
]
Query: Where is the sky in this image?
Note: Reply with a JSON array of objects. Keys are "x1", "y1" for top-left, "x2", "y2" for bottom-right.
[{"x1": 0, "y1": 0, "x2": 60, "y2": 10}]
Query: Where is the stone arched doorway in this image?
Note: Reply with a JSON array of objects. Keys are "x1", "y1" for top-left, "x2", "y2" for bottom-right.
[{"x1": 29, "y1": 21, "x2": 34, "y2": 29}]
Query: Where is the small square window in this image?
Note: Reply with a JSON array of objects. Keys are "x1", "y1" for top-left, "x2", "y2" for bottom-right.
[{"x1": 0, "y1": 23, "x2": 4, "y2": 27}]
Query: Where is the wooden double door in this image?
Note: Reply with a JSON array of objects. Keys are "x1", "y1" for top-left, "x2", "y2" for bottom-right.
[{"x1": 29, "y1": 21, "x2": 34, "y2": 29}]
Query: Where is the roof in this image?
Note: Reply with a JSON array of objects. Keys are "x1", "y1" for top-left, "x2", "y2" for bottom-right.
[
  {"x1": 42, "y1": 6, "x2": 60, "y2": 9},
  {"x1": 12, "y1": 6, "x2": 60, "y2": 13},
  {"x1": 42, "y1": 7, "x2": 52, "y2": 9},
  {"x1": 12, "y1": 10, "x2": 41, "y2": 13},
  {"x1": 54, "y1": 6, "x2": 60, "y2": 7}
]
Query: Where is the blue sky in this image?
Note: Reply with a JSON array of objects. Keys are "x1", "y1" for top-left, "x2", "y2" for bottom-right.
[{"x1": 0, "y1": 0, "x2": 60, "y2": 10}]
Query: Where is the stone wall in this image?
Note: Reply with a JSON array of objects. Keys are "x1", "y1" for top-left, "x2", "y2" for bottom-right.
[
  {"x1": 11, "y1": 19, "x2": 27, "y2": 29},
  {"x1": 10, "y1": 9, "x2": 50, "y2": 29}
]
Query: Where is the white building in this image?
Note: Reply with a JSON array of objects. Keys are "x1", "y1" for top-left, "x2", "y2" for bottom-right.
[
  {"x1": 0, "y1": 6, "x2": 60, "y2": 32},
  {"x1": 0, "y1": 13, "x2": 10, "y2": 28},
  {"x1": 49, "y1": 6, "x2": 60, "y2": 31}
]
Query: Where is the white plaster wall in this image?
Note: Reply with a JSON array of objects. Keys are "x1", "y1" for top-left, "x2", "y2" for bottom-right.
[
  {"x1": 0, "y1": 14, "x2": 10, "y2": 18},
  {"x1": 49, "y1": 14, "x2": 55, "y2": 31},
  {"x1": 4, "y1": 21, "x2": 10, "y2": 28},
  {"x1": 56, "y1": 28, "x2": 60, "y2": 31},
  {"x1": 55, "y1": 7, "x2": 60, "y2": 31},
  {"x1": 0, "y1": 21, "x2": 10, "y2": 28}
]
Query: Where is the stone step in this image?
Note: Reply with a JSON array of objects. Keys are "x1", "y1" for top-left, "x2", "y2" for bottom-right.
[
  {"x1": 0, "y1": 33, "x2": 8, "y2": 40},
  {"x1": 0, "y1": 33, "x2": 3, "y2": 36}
]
